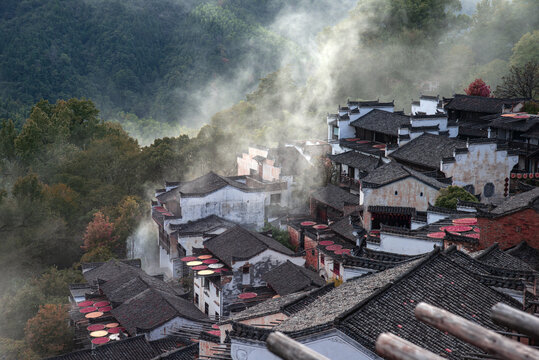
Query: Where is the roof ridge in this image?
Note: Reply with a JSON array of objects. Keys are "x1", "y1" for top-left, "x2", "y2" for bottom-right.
[{"x1": 334, "y1": 248, "x2": 442, "y2": 324}]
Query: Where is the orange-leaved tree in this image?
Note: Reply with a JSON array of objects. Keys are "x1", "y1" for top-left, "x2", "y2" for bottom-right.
[
  {"x1": 81, "y1": 211, "x2": 119, "y2": 252},
  {"x1": 24, "y1": 304, "x2": 73, "y2": 357},
  {"x1": 464, "y1": 78, "x2": 491, "y2": 97}
]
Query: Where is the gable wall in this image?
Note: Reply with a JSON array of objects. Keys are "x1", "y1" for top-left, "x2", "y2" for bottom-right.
[
  {"x1": 478, "y1": 209, "x2": 539, "y2": 250},
  {"x1": 441, "y1": 143, "x2": 518, "y2": 202}
]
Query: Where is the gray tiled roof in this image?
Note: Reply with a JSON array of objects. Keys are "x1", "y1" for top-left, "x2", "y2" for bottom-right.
[
  {"x1": 329, "y1": 151, "x2": 382, "y2": 172},
  {"x1": 337, "y1": 251, "x2": 522, "y2": 357},
  {"x1": 506, "y1": 241, "x2": 539, "y2": 271},
  {"x1": 204, "y1": 225, "x2": 295, "y2": 267},
  {"x1": 170, "y1": 215, "x2": 236, "y2": 236},
  {"x1": 445, "y1": 94, "x2": 526, "y2": 113},
  {"x1": 310, "y1": 184, "x2": 358, "y2": 211},
  {"x1": 83, "y1": 259, "x2": 143, "y2": 286},
  {"x1": 390, "y1": 133, "x2": 465, "y2": 169},
  {"x1": 350, "y1": 109, "x2": 410, "y2": 136},
  {"x1": 473, "y1": 244, "x2": 535, "y2": 272},
  {"x1": 46, "y1": 335, "x2": 168, "y2": 360},
  {"x1": 262, "y1": 261, "x2": 325, "y2": 296},
  {"x1": 111, "y1": 288, "x2": 207, "y2": 335},
  {"x1": 361, "y1": 161, "x2": 448, "y2": 190},
  {"x1": 488, "y1": 187, "x2": 539, "y2": 215},
  {"x1": 275, "y1": 257, "x2": 424, "y2": 332}
]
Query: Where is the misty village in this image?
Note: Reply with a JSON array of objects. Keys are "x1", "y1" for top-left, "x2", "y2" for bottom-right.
[{"x1": 0, "y1": 1, "x2": 539, "y2": 360}]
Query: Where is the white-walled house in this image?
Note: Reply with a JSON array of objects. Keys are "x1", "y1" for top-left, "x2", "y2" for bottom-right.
[
  {"x1": 359, "y1": 161, "x2": 449, "y2": 230},
  {"x1": 411, "y1": 95, "x2": 444, "y2": 115},
  {"x1": 153, "y1": 172, "x2": 287, "y2": 278},
  {"x1": 391, "y1": 134, "x2": 519, "y2": 202},
  {"x1": 191, "y1": 225, "x2": 305, "y2": 317}
]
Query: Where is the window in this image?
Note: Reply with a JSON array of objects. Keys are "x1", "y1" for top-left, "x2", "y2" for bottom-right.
[
  {"x1": 195, "y1": 293, "x2": 199, "y2": 305},
  {"x1": 332, "y1": 126, "x2": 339, "y2": 140},
  {"x1": 215, "y1": 312, "x2": 219, "y2": 320},
  {"x1": 215, "y1": 287, "x2": 220, "y2": 298},
  {"x1": 242, "y1": 266, "x2": 250, "y2": 285},
  {"x1": 204, "y1": 278, "x2": 210, "y2": 290},
  {"x1": 320, "y1": 254, "x2": 325, "y2": 265},
  {"x1": 204, "y1": 303, "x2": 209, "y2": 315},
  {"x1": 270, "y1": 193, "x2": 281, "y2": 205},
  {"x1": 333, "y1": 261, "x2": 340, "y2": 276},
  {"x1": 394, "y1": 190, "x2": 398, "y2": 195},
  {"x1": 349, "y1": 167, "x2": 355, "y2": 179},
  {"x1": 420, "y1": 192, "x2": 423, "y2": 197}
]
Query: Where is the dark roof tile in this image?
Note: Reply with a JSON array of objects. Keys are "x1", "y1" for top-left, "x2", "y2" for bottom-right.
[
  {"x1": 262, "y1": 261, "x2": 325, "y2": 296},
  {"x1": 310, "y1": 184, "x2": 358, "y2": 211},
  {"x1": 350, "y1": 109, "x2": 410, "y2": 136}
]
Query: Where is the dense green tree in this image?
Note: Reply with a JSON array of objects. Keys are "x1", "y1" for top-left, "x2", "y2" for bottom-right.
[
  {"x1": 495, "y1": 62, "x2": 539, "y2": 99},
  {"x1": 435, "y1": 186, "x2": 478, "y2": 210},
  {"x1": 510, "y1": 30, "x2": 539, "y2": 68},
  {"x1": 0, "y1": 119, "x2": 17, "y2": 160}
]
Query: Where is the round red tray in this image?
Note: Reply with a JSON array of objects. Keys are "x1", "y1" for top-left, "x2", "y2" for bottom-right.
[
  {"x1": 326, "y1": 244, "x2": 343, "y2": 251},
  {"x1": 87, "y1": 324, "x2": 105, "y2": 332},
  {"x1": 440, "y1": 225, "x2": 472, "y2": 233},
  {"x1": 465, "y1": 233, "x2": 480, "y2": 239},
  {"x1": 107, "y1": 327, "x2": 121, "y2": 334},
  {"x1": 452, "y1": 218, "x2": 477, "y2": 225},
  {"x1": 334, "y1": 249, "x2": 351, "y2": 255},
  {"x1": 80, "y1": 306, "x2": 98, "y2": 314},
  {"x1": 94, "y1": 301, "x2": 110, "y2": 308},
  {"x1": 319, "y1": 240, "x2": 334, "y2": 246},
  {"x1": 203, "y1": 259, "x2": 219, "y2": 264},
  {"x1": 208, "y1": 330, "x2": 221, "y2": 336},
  {"x1": 427, "y1": 232, "x2": 446, "y2": 239},
  {"x1": 192, "y1": 265, "x2": 208, "y2": 271},
  {"x1": 313, "y1": 224, "x2": 328, "y2": 230},
  {"x1": 238, "y1": 292, "x2": 257, "y2": 299},
  {"x1": 91, "y1": 337, "x2": 110, "y2": 345},
  {"x1": 77, "y1": 300, "x2": 94, "y2": 307},
  {"x1": 181, "y1": 256, "x2": 198, "y2": 262},
  {"x1": 300, "y1": 221, "x2": 316, "y2": 226},
  {"x1": 99, "y1": 306, "x2": 112, "y2": 312}
]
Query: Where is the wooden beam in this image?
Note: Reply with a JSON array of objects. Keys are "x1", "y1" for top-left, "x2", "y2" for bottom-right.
[
  {"x1": 491, "y1": 303, "x2": 539, "y2": 341},
  {"x1": 415, "y1": 302, "x2": 539, "y2": 360},
  {"x1": 266, "y1": 332, "x2": 330, "y2": 360},
  {"x1": 375, "y1": 333, "x2": 446, "y2": 360}
]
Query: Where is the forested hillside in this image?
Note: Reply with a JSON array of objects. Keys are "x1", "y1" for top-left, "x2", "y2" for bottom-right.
[{"x1": 0, "y1": 0, "x2": 297, "y2": 126}]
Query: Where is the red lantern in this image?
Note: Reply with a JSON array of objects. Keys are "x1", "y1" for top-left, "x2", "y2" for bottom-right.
[
  {"x1": 529, "y1": 173, "x2": 534, "y2": 179},
  {"x1": 536, "y1": 173, "x2": 539, "y2": 178},
  {"x1": 517, "y1": 174, "x2": 522, "y2": 179},
  {"x1": 523, "y1": 174, "x2": 528, "y2": 179},
  {"x1": 511, "y1": 173, "x2": 516, "y2": 178}
]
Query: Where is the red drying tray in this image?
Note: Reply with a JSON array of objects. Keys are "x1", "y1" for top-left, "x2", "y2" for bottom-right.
[
  {"x1": 319, "y1": 240, "x2": 334, "y2": 246},
  {"x1": 440, "y1": 225, "x2": 472, "y2": 233},
  {"x1": 334, "y1": 249, "x2": 351, "y2": 255},
  {"x1": 208, "y1": 330, "x2": 221, "y2": 336},
  {"x1": 99, "y1": 306, "x2": 112, "y2": 312},
  {"x1": 300, "y1": 221, "x2": 316, "y2": 226},
  {"x1": 326, "y1": 244, "x2": 343, "y2": 251},
  {"x1": 80, "y1": 307, "x2": 98, "y2": 314},
  {"x1": 427, "y1": 232, "x2": 445, "y2": 239},
  {"x1": 212, "y1": 324, "x2": 219, "y2": 329},
  {"x1": 452, "y1": 218, "x2": 477, "y2": 225},
  {"x1": 473, "y1": 227, "x2": 480, "y2": 233},
  {"x1": 91, "y1": 337, "x2": 110, "y2": 345},
  {"x1": 87, "y1": 324, "x2": 105, "y2": 332},
  {"x1": 238, "y1": 292, "x2": 257, "y2": 299},
  {"x1": 192, "y1": 265, "x2": 208, "y2": 271},
  {"x1": 357, "y1": 140, "x2": 370, "y2": 144},
  {"x1": 202, "y1": 259, "x2": 219, "y2": 264},
  {"x1": 94, "y1": 301, "x2": 110, "y2": 308},
  {"x1": 313, "y1": 224, "x2": 328, "y2": 230},
  {"x1": 107, "y1": 327, "x2": 121, "y2": 334},
  {"x1": 181, "y1": 256, "x2": 198, "y2": 262},
  {"x1": 465, "y1": 233, "x2": 480, "y2": 239},
  {"x1": 77, "y1": 300, "x2": 94, "y2": 307}
]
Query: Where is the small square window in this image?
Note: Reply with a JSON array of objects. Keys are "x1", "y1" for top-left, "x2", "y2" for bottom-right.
[
  {"x1": 394, "y1": 191, "x2": 398, "y2": 195},
  {"x1": 420, "y1": 192, "x2": 423, "y2": 197}
]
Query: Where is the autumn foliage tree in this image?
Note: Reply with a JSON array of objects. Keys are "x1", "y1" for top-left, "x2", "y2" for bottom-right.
[
  {"x1": 464, "y1": 78, "x2": 491, "y2": 97},
  {"x1": 82, "y1": 211, "x2": 119, "y2": 252},
  {"x1": 24, "y1": 304, "x2": 73, "y2": 357}
]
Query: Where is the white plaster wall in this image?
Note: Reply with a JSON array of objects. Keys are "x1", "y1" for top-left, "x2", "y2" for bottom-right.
[
  {"x1": 159, "y1": 245, "x2": 173, "y2": 278},
  {"x1": 379, "y1": 233, "x2": 440, "y2": 255},
  {"x1": 338, "y1": 120, "x2": 355, "y2": 139},
  {"x1": 410, "y1": 117, "x2": 446, "y2": 129},
  {"x1": 194, "y1": 276, "x2": 222, "y2": 317},
  {"x1": 231, "y1": 330, "x2": 381, "y2": 360},
  {"x1": 411, "y1": 98, "x2": 438, "y2": 115},
  {"x1": 180, "y1": 187, "x2": 266, "y2": 228},
  {"x1": 147, "y1": 316, "x2": 202, "y2": 341},
  {"x1": 427, "y1": 211, "x2": 449, "y2": 224},
  {"x1": 441, "y1": 143, "x2": 518, "y2": 202},
  {"x1": 411, "y1": 220, "x2": 427, "y2": 230}
]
